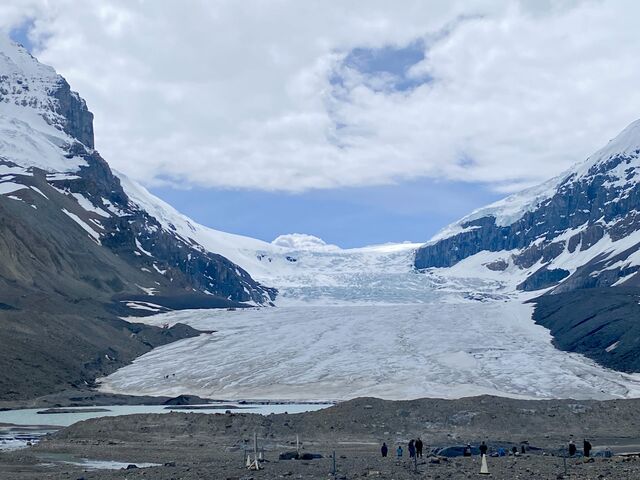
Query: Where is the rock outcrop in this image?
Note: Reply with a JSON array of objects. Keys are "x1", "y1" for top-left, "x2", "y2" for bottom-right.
[
  {"x1": 413, "y1": 119, "x2": 640, "y2": 373},
  {"x1": 415, "y1": 120, "x2": 640, "y2": 293},
  {"x1": 50, "y1": 77, "x2": 94, "y2": 149}
]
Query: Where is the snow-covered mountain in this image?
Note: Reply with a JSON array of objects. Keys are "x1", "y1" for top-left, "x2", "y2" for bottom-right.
[
  {"x1": 0, "y1": 37, "x2": 276, "y2": 312},
  {"x1": 0, "y1": 37, "x2": 284, "y2": 399},
  {"x1": 118, "y1": 176, "x2": 443, "y2": 305},
  {"x1": 415, "y1": 120, "x2": 640, "y2": 372},
  {"x1": 416, "y1": 119, "x2": 640, "y2": 292}
]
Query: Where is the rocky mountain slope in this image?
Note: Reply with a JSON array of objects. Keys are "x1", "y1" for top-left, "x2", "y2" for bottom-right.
[
  {"x1": 415, "y1": 119, "x2": 640, "y2": 371},
  {"x1": 0, "y1": 38, "x2": 276, "y2": 309},
  {"x1": 415, "y1": 119, "x2": 640, "y2": 292},
  {"x1": 0, "y1": 38, "x2": 276, "y2": 399}
]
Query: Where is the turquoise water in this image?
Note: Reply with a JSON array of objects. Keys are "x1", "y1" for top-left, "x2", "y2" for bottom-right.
[
  {"x1": 0, "y1": 402, "x2": 333, "y2": 427},
  {"x1": 0, "y1": 402, "x2": 333, "y2": 451}
]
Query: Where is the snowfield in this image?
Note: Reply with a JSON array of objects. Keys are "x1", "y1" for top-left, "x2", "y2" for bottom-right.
[{"x1": 100, "y1": 302, "x2": 640, "y2": 402}]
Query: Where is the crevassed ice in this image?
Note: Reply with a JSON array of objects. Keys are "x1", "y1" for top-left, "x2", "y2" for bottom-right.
[{"x1": 100, "y1": 303, "x2": 640, "y2": 401}]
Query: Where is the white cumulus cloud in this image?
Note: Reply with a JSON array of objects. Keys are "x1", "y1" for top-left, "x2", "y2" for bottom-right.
[{"x1": 2, "y1": 0, "x2": 640, "y2": 193}]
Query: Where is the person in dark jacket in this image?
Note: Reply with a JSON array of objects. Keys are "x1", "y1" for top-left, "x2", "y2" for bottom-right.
[
  {"x1": 415, "y1": 438, "x2": 423, "y2": 458},
  {"x1": 583, "y1": 439, "x2": 592, "y2": 457},
  {"x1": 396, "y1": 445, "x2": 403, "y2": 458},
  {"x1": 479, "y1": 441, "x2": 488, "y2": 456},
  {"x1": 408, "y1": 439, "x2": 415, "y2": 458},
  {"x1": 381, "y1": 442, "x2": 388, "y2": 457},
  {"x1": 568, "y1": 440, "x2": 577, "y2": 457}
]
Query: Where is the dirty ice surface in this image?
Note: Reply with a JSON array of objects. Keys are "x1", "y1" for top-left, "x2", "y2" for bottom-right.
[{"x1": 100, "y1": 303, "x2": 640, "y2": 402}]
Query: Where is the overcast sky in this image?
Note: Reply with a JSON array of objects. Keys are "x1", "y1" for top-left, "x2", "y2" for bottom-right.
[{"x1": 3, "y1": 0, "x2": 640, "y2": 247}]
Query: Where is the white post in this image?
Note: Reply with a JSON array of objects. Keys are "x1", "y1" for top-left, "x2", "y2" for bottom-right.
[{"x1": 254, "y1": 431, "x2": 260, "y2": 470}]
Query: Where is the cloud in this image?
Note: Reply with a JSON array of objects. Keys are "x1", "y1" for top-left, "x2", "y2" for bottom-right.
[{"x1": 2, "y1": 0, "x2": 640, "y2": 193}]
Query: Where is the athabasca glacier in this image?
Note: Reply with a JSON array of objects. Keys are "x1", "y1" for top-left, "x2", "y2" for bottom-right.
[
  {"x1": 99, "y1": 302, "x2": 640, "y2": 402},
  {"x1": 99, "y1": 236, "x2": 640, "y2": 402}
]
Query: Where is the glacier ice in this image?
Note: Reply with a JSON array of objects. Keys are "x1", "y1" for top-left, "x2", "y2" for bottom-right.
[{"x1": 99, "y1": 302, "x2": 640, "y2": 401}]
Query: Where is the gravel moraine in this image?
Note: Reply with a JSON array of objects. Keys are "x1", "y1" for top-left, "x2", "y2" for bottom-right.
[{"x1": 3, "y1": 395, "x2": 640, "y2": 479}]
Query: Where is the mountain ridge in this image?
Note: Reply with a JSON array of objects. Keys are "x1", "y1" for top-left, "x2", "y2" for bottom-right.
[
  {"x1": 0, "y1": 38, "x2": 277, "y2": 400},
  {"x1": 415, "y1": 118, "x2": 640, "y2": 292},
  {"x1": 0, "y1": 38, "x2": 276, "y2": 309},
  {"x1": 414, "y1": 118, "x2": 640, "y2": 372}
]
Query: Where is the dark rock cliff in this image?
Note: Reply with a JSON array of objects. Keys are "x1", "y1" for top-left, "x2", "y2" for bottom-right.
[
  {"x1": 415, "y1": 148, "x2": 640, "y2": 291},
  {"x1": 47, "y1": 143, "x2": 276, "y2": 306},
  {"x1": 532, "y1": 288, "x2": 640, "y2": 373},
  {"x1": 50, "y1": 78, "x2": 95, "y2": 149},
  {"x1": 413, "y1": 120, "x2": 640, "y2": 373}
]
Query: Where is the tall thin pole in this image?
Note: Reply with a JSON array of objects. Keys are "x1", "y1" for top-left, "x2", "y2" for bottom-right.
[
  {"x1": 254, "y1": 431, "x2": 259, "y2": 470},
  {"x1": 332, "y1": 450, "x2": 336, "y2": 477}
]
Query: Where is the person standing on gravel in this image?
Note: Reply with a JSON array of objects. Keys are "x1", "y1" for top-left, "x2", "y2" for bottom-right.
[
  {"x1": 415, "y1": 438, "x2": 423, "y2": 457},
  {"x1": 583, "y1": 439, "x2": 592, "y2": 457},
  {"x1": 381, "y1": 442, "x2": 388, "y2": 457},
  {"x1": 396, "y1": 445, "x2": 403, "y2": 458},
  {"x1": 408, "y1": 439, "x2": 415, "y2": 458},
  {"x1": 479, "y1": 441, "x2": 488, "y2": 457},
  {"x1": 464, "y1": 444, "x2": 472, "y2": 456},
  {"x1": 568, "y1": 440, "x2": 577, "y2": 457}
]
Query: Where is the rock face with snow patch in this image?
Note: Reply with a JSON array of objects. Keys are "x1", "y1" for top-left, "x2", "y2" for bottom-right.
[
  {"x1": 415, "y1": 119, "x2": 640, "y2": 293},
  {"x1": 0, "y1": 40, "x2": 93, "y2": 149},
  {"x1": 414, "y1": 119, "x2": 640, "y2": 373},
  {"x1": 0, "y1": 38, "x2": 275, "y2": 310}
]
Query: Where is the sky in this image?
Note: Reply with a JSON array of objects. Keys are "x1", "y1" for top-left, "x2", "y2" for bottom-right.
[{"x1": 2, "y1": 1, "x2": 640, "y2": 247}]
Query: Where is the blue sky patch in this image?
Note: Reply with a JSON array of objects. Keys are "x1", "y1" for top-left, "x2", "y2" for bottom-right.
[
  {"x1": 341, "y1": 39, "x2": 431, "y2": 92},
  {"x1": 151, "y1": 178, "x2": 501, "y2": 248},
  {"x1": 9, "y1": 18, "x2": 36, "y2": 53}
]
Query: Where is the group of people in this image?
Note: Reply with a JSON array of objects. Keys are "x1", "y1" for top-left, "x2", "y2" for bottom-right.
[
  {"x1": 381, "y1": 438, "x2": 595, "y2": 461},
  {"x1": 380, "y1": 438, "x2": 424, "y2": 459},
  {"x1": 463, "y1": 441, "x2": 491, "y2": 457},
  {"x1": 568, "y1": 439, "x2": 592, "y2": 457}
]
